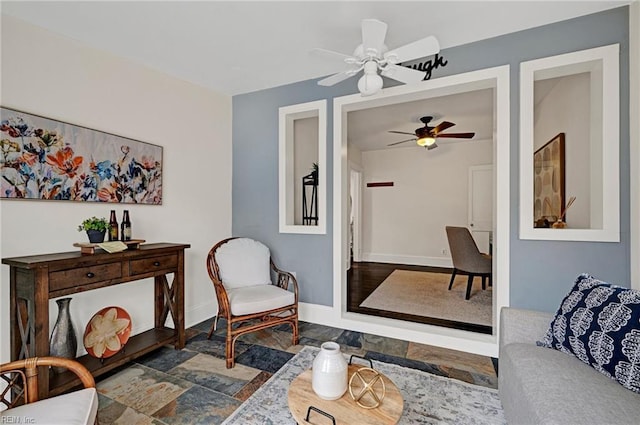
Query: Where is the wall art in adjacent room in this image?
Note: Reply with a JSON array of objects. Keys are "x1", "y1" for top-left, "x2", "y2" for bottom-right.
[
  {"x1": 533, "y1": 132, "x2": 565, "y2": 222},
  {"x1": 0, "y1": 107, "x2": 162, "y2": 204}
]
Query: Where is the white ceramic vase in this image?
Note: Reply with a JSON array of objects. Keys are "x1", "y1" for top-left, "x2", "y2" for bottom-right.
[{"x1": 312, "y1": 341, "x2": 348, "y2": 400}]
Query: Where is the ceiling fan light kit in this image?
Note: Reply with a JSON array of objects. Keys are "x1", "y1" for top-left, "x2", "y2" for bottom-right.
[
  {"x1": 416, "y1": 136, "x2": 436, "y2": 147},
  {"x1": 357, "y1": 62, "x2": 384, "y2": 96},
  {"x1": 314, "y1": 19, "x2": 440, "y2": 96}
]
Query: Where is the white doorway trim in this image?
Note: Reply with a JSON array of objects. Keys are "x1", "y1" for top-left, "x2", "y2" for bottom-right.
[
  {"x1": 630, "y1": 1, "x2": 640, "y2": 290},
  {"x1": 348, "y1": 163, "x2": 363, "y2": 265},
  {"x1": 331, "y1": 66, "x2": 510, "y2": 357},
  {"x1": 468, "y1": 164, "x2": 494, "y2": 253}
]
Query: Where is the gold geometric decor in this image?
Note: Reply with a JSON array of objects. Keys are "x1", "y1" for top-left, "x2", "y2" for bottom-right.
[{"x1": 348, "y1": 367, "x2": 386, "y2": 409}]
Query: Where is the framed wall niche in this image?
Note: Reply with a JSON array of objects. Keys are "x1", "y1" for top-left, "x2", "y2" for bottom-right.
[
  {"x1": 519, "y1": 44, "x2": 620, "y2": 242},
  {"x1": 278, "y1": 99, "x2": 327, "y2": 234}
]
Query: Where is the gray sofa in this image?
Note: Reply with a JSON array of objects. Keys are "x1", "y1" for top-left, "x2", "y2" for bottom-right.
[{"x1": 499, "y1": 307, "x2": 640, "y2": 424}]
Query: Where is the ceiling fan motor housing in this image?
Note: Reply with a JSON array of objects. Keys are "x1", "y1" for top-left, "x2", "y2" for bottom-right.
[
  {"x1": 315, "y1": 19, "x2": 439, "y2": 95},
  {"x1": 416, "y1": 127, "x2": 433, "y2": 138}
]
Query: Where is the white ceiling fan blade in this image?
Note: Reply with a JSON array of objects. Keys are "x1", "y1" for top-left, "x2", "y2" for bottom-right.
[
  {"x1": 311, "y1": 48, "x2": 354, "y2": 63},
  {"x1": 381, "y1": 64, "x2": 426, "y2": 84},
  {"x1": 361, "y1": 19, "x2": 387, "y2": 57},
  {"x1": 385, "y1": 36, "x2": 440, "y2": 63},
  {"x1": 317, "y1": 71, "x2": 354, "y2": 87}
]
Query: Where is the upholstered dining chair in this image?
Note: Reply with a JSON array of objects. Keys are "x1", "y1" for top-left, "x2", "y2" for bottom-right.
[
  {"x1": 206, "y1": 237, "x2": 299, "y2": 368},
  {"x1": 0, "y1": 356, "x2": 98, "y2": 425},
  {"x1": 445, "y1": 226, "x2": 492, "y2": 300}
]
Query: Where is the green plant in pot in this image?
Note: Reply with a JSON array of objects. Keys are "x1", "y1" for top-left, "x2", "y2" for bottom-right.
[{"x1": 78, "y1": 216, "x2": 110, "y2": 243}]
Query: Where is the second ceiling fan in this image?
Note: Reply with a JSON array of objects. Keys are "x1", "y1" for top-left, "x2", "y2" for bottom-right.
[{"x1": 388, "y1": 116, "x2": 475, "y2": 150}]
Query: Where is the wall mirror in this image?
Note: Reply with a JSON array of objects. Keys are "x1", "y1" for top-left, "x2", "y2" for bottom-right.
[
  {"x1": 279, "y1": 99, "x2": 327, "y2": 234},
  {"x1": 519, "y1": 44, "x2": 619, "y2": 242}
]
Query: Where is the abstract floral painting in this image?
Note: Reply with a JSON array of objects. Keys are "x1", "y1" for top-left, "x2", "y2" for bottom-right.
[{"x1": 0, "y1": 107, "x2": 162, "y2": 204}]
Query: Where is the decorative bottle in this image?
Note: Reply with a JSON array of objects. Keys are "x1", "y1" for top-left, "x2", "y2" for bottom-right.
[
  {"x1": 121, "y1": 210, "x2": 132, "y2": 241},
  {"x1": 312, "y1": 341, "x2": 348, "y2": 400},
  {"x1": 108, "y1": 210, "x2": 119, "y2": 241},
  {"x1": 49, "y1": 298, "x2": 77, "y2": 373}
]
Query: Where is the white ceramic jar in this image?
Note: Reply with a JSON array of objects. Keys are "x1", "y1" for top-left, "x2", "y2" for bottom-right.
[{"x1": 312, "y1": 341, "x2": 348, "y2": 400}]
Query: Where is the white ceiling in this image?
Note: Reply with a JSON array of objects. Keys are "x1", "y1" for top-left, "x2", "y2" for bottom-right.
[
  {"x1": 2, "y1": 1, "x2": 629, "y2": 153},
  {"x1": 1, "y1": 1, "x2": 629, "y2": 96}
]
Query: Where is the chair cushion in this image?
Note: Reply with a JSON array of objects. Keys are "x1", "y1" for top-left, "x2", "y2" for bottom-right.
[
  {"x1": 227, "y1": 284, "x2": 295, "y2": 316},
  {"x1": 1, "y1": 387, "x2": 98, "y2": 425},
  {"x1": 540, "y1": 273, "x2": 640, "y2": 394},
  {"x1": 216, "y1": 238, "x2": 271, "y2": 289}
]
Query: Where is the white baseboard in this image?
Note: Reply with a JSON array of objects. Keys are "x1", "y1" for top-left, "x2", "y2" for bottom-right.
[
  {"x1": 361, "y1": 252, "x2": 453, "y2": 268},
  {"x1": 185, "y1": 299, "x2": 219, "y2": 328},
  {"x1": 299, "y1": 302, "x2": 497, "y2": 357},
  {"x1": 299, "y1": 302, "x2": 342, "y2": 327}
]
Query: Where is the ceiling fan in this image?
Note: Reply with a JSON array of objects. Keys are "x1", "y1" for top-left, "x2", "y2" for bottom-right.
[
  {"x1": 387, "y1": 116, "x2": 475, "y2": 150},
  {"x1": 313, "y1": 19, "x2": 439, "y2": 96}
]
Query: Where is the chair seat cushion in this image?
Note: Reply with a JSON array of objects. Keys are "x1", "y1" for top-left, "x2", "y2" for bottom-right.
[
  {"x1": 1, "y1": 387, "x2": 98, "y2": 425},
  {"x1": 228, "y1": 284, "x2": 295, "y2": 316},
  {"x1": 216, "y1": 238, "x2": 271, "y2": 289}
]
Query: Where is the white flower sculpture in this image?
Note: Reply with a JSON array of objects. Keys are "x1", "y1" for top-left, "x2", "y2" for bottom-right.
[{"x1": 84, "y1": 307, "x2": 130, "y2": 358}]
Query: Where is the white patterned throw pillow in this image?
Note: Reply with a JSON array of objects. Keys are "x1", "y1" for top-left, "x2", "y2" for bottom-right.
[{"x1": 540, "y1": 273, "x2": 640, "y2": 394}]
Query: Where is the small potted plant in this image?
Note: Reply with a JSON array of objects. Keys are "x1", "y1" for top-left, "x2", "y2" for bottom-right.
[{"x1": 78, "y1": 216, "x2": 110, "y2": 243}]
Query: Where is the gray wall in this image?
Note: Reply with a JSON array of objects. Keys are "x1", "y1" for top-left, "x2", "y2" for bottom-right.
[{"x1": 232, "y1": 7, "x2": 630, "y2": 312}]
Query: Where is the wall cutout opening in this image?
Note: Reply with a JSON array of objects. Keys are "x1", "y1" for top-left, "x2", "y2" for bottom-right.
[{"x1": 279, "y1": 100, "x2": 327, "y2": 234}]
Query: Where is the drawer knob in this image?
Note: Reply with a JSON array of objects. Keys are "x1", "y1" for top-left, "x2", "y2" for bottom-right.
[
  {"x1": 153, "y1": 261, "x2": 161, "y2": 266},
  {"x1": 86, "y1": 272, "x2": 95, "y2": 278}
]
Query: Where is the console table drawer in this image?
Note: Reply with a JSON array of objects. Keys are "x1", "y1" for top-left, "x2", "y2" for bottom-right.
[
  {"x1": 50, "y1": 263, "x2": 122, "y2": 291},
  {"x1": 130, "y1": 254, "x2": 177, "y2": 275}
]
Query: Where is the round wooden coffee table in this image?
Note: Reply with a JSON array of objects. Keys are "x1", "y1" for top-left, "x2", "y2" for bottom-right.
[{"x1": 288, "y1": 364, "x2": 403, "y2": 424}]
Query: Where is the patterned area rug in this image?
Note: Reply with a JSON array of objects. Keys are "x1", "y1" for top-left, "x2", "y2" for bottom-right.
[
  {"x1": 222, "y1": 346, "x2": 505, "y2": 425},
  {"x1": 360, "y1": 270, "x2": 493, "y2": 327}
]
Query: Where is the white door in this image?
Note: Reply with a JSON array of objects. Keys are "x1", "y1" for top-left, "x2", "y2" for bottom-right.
[{"x1": 468, "y1": 165, "x2": 493, "y2": 252}]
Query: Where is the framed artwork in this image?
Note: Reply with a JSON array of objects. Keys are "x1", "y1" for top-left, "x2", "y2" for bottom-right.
[
  {"x1": 0, "y1": 107, "x2": 162, "y2": 204},
  {"x1": 533, "y1": 133, "x2": 565, "y2": 223}
]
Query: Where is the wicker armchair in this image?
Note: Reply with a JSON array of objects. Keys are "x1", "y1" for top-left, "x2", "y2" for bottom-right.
[
  {"x1": 206, "y1": 237, "x2": 299, "y2": 368},
  {"x1": 445, "y1": 226, "x2": 492, "y2": 300},
  {"x1": 0, "y1": 356, "x2": 98, "y2": 424}
]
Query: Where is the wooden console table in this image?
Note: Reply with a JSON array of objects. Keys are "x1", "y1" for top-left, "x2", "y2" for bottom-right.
[{"x1": 2, "y1": 242, "x2": 190, "y2": 399}]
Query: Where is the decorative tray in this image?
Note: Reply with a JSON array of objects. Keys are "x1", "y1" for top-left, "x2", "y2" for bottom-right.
[{"x1": 73, "y1": 239, "x2": 146, "y2": 255}]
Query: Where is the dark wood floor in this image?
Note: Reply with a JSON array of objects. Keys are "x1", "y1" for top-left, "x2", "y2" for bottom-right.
[{"x1": 347, "y1": 262, "x2": 493, "y2": 334}]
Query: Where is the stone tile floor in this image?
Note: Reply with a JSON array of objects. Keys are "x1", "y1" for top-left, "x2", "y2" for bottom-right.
[{"x1": 96, "y1": 318, "x2": 498, "y2": 424}]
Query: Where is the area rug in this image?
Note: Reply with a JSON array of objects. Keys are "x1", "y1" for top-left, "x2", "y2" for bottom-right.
[
  {"x1": 359, "y1": 270, "x2": 492, "y2": 327},
  {"x1": 222, "y1": 346, "x2": 505, "y2": 425}
]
